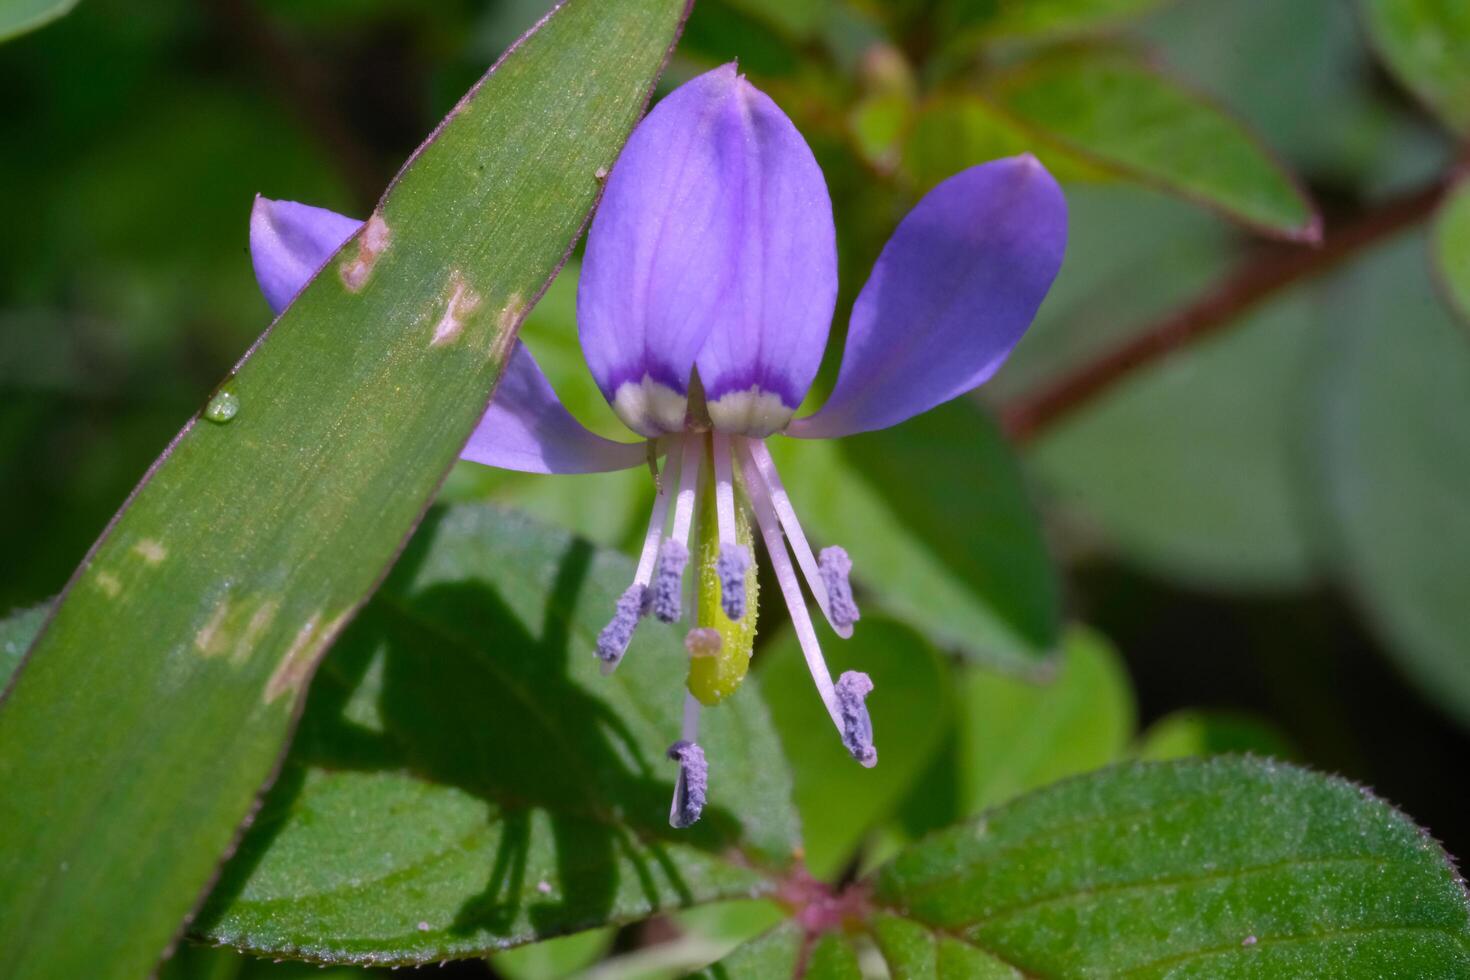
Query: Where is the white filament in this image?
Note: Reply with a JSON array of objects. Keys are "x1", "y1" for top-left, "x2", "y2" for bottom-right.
[
  {"x1": 711, "y1": 431, "x2": 738, "y2": 548},
  {"x1": 743, "y1": 439, "x2": 852, "y2": 639},
  {"x1": 739, "y1": 441, "x2": 841, "y2": 732}
]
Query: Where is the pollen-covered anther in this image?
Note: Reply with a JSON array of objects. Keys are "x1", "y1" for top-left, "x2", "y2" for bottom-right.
[
  {"x1": 684, "y1": 627, "x2": 722, "y2": 658},
  {"x1": 819, "y1": 546, "x2": 860, "y2": 630},
  {"x1": 650, "y1": 539, "x2": 689, "y2": 623},
  {"x1": 716, "y1": 544, "x2": 750, "y2": 620},
  {"x1": 835, "y1": 670, "x2": 877, "y2": 768},
  {"x1": 667, "y1": 739, "x2": 708, "y2": 829},
  {"x1": 596, "y1": 584, "x2": 647, "y2": 667}
]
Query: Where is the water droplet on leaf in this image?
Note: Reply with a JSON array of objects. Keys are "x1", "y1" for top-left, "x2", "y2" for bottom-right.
[{"x1": 204, "y1": 390, "x2": 240, "y2": 424}]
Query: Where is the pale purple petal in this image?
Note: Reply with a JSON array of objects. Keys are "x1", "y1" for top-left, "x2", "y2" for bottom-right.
[
  {"x1": 693, "y1": 78, "x2": 837, "y2": 438},
  {"x1": 461, "y1": 342, "x2": 647, "y2": 475},
  {"x1": 788, "y1": 155, "x2": 1067, "y2": 440},
  {"x1": 578, "y1": 64, "x2": 749, "y2": 437},
  {"x1": 249, "y1": 197, "x2": 361, "y2": 314}
]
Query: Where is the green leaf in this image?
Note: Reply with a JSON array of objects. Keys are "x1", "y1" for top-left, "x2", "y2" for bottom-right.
[
  {"x1": 0, "y1": 3, "x2": 691, "y2": 977},
  {"x1": 872, "y1": 912, "x2": 1021, "y2": 978},
  {"x1": 874, "y1": 758, "x2": 1470, "y2": 977},
  {"x1": 987, "y1": 48, "x2": 1320, "y2": 241},
  {"x1": 0, "y1": 0, "x2": 78, "y2": 42},
  {"x1": 565, "y1": 900, "x2": 787, "y2": 979},
  {"x1": 805, "y1": 932, "x2": 863, "y2": 978},
  {"x1": 760, "y1": 617, "x2": 952, "y2": 879},
  {"x1": 1028, "y1": 283, "x2": 1321, "y2": 591},
  {"x1": 892, "y1": 626, "x2": 1133, "y2": 849},
  {"x1": 688, "y1": 921, "x2": 805, "y2": 979},
  {"x1": 1361, "y1": 0, "x2": 1470, "y2": 134},
  {"x1": 947, "y1": 626, "x2": 1134, "y2": 815},
  {"x1": 0, "y1": 602, "x2": 46, "y2": 688},
  {"x1": 901, "y1": 95, "x2": 1108, "y2": 194},
  {"x1": 1433, "y1": 177, "x2": 1470, "y2": 325},
  {"x1": 953, "y1": 0, "x2": 1173, "y2": 42},
  {"x1": 1136, "y1": 709, "x2": 1297, "y2": 761},
  {"x1": 488, "y1": 927, "x2": 612, "y2": 980},
  {"x1": 769, "y1": 399, "x2": 1060, "y2": 671},
  {"x1": 195, "y1": 504, "x2": 799, "y2": 964},
  {"x1": 1310, "y1": 234, "x2": 1470, "y2": 726}
]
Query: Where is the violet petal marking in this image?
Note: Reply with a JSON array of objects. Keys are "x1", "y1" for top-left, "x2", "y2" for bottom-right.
[
  {"x1": 667, "y1": 739, "x2": 709, "y2": 828},
  {"x1": 596, "y1": 584, "x2": 647, "y2": 667},
  {"x1": 817, "y1": 546, "x2": 860, "y2": 630},
  {"x1": 692, "y1": 72, "x2": 838, "y2": 438},
  {"x1": 788, "y1": 155, "x2": 1067, "y2": 440},
  {"x1": 578, "y1": 64, "x2": 749, "y2": 437},
  {"x1": 650, "y1": 539, "x2": 690, "y2": 623},
  {"x1": 716, "y1": 544, "x2": 751, "y2": 621},
  {"x1": 835, "y1": 671, "x2": 877, "y2": 768},
  {"x1": 249, "y1": 197, "x2": 362, "y2": 315}
]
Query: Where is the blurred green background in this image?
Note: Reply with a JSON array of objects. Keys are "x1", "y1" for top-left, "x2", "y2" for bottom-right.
[{"x1": 4, "y1": 0, "x2": 1470, "y2": 975}]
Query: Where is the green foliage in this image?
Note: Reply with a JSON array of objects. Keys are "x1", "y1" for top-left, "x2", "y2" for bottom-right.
[
  {"x1": 1362, "y1": 0, "x2": 1470, "y2": 134},
  {"x1": 688, "y1": 920, "x2": 806, "y2": 978},
  {"x1": 955, "y1": 0, "x2": 1172, "y2": 41},
  {"x1": 0, "y1": 0, "x2": 78, "y2": 41},
  {"x1": 988, "y1": 48, "x2": 1320, "y2": 240},
  {"x1": 1137, "y1": 709, "x2": 1297, "y2": 761},
  {"x1": 770, "y1": 400, "x2": 1060, "y2": 672},
  {"x1": 194, "y1": 504, "x2": 799, "y2": 964},
  {"x1": 1029, "y1": 281, "x2": 1321, "y2": 591},
  {"x1": 0, "y1": 1, "x2": 690, "y2": 975},
  {"x1": 874, "y1": 758, "x2": 1470, "y2": 977},
  {"x1": 1434, "y1": 178, "x2": 1470, "y2": 324},
  {"x1": 761, "y1": 617, "x2": 953, "y2": 878},
  {"x1": 1310, "y1": 235, "x2": 1470, "y2": 726}
]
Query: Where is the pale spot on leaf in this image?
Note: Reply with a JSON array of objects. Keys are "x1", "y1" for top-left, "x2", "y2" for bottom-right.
[
  {"x1": 133, "y1": 539, "x2": 167, "y2": 564},
  {"x1": 95, "y1": 572, "x2": 122, "y2": 598},
  {"x1": 264, "y1": 610, "x2": 348, "y2": 704},
  {"x1": 431, "y1": 270, "x2": 483, "y2": 347},
  {"x1": 195, "y1": 599, "x2": 232, "y2": 658},
  {"x1": 340, "y1": 214, "x2": 391, "y2": 292}
]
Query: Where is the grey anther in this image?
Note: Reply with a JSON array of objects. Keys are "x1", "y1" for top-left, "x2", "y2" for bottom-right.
[
  {"x1": 650, "y1": 539, "x2": 689, "y2": 623},
  {"x1": 835, "y1": 670, "x2": 877, "y2": 768},
  {"x1": 818, "y1": 546, "x2": 860, "y2": 629},
  {"x1": 716, "y1": 544, "x2": 750, "y2": 620},
  {"x1": 595, "y1": 584, "x2": 647, "y2": 668},
  {"x1": 667, "y1": 739, "x2": 709, "y2": 829}
]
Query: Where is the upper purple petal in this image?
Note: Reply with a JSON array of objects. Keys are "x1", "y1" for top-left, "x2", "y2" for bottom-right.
[
  {"x1": 461, "y1": 342, "x2": 647, "y2": 474},
  {"x1": 788, "y1": 155, "x2": 1067, "y2": 440},
  {"x1": 247, "y1": 196, "x2": 643, "y2": 473},
  {"x1": 693, "y1": 77, "x2": 837, "y2": 437},
  {"x1": 578, "y1": 64, "x2": 750, "y2": 437},
  {"x1": 249, "y1": 197, "x2": 362, "y2": 315}
]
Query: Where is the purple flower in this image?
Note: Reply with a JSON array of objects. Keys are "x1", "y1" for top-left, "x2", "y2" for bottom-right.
[{"x1": 249, "y1": 64, "x2": 1067, "y2": 828}]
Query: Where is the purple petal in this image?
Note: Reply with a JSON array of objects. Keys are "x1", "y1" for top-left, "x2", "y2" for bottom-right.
[
  {"x1": 249, "y1": 197, "x2": 362, "y2": 314},
  {"x1": 462, "y1": 342, "x2": 647, "y2": 474},
  {"x1": 693, "y1": 78, "x2": 837, "y2": 437},
  {"x1": 788, "y1": 155, "x2": 1067, "y2": 440},
  {"x1": 248, "y1": 197, "x2": 643, "y2": 474},
  {"x1": 578, "y1": 64, "x2": 750, "y2": 437}
]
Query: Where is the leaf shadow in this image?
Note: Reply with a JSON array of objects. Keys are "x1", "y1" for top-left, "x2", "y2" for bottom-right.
[{"x1": 197, "y1": 510, "x2": 745, "y2": 947}]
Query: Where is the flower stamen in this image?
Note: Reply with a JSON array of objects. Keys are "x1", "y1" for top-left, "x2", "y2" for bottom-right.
[
  {"x1": 739, "y1": 442, "x2": 842, "y2": 734},
  {"x1": 743, "y1": 439, "x2": 854, "y2": 638},
  {"x1": 835, "y1": 671, "x2": 877, "y2": 768},
  {"x1": 598, "y1": 441, "x2": 677, "y2": 673},
  {"x1": 818, "y1": 546, "x2": 860, "y2": 631},
  {"x1": 668, "y1": 692, "x2": 708, "y2": 828},
  {"x1": 711, "y1": 432, "x2": 750, "y2": 621},
  {"x1": 650, "y1": 434, "x2": 704, "y2": 623}
]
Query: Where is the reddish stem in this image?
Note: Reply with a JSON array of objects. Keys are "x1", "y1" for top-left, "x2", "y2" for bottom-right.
[{"x1": 999, "y1": 180, "x2": 1447, "y2": 444}]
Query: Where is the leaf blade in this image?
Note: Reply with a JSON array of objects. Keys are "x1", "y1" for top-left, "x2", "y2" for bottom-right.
[
  {"x1": 1361, "y1": 0, "x2": 1470, "y2": 134},
  {"x1": 987, "y1": 48, "x2": 1320, "y2": 241},
  {"x1": 195, "y1": 504, "x2": 800, "y2": 964},
  {"x1": 874, "y1": 758, "x2": 1470, "y2": 977},
  {"x1": 0, "y1": 3, "x2": 691, "y2": 977}
]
